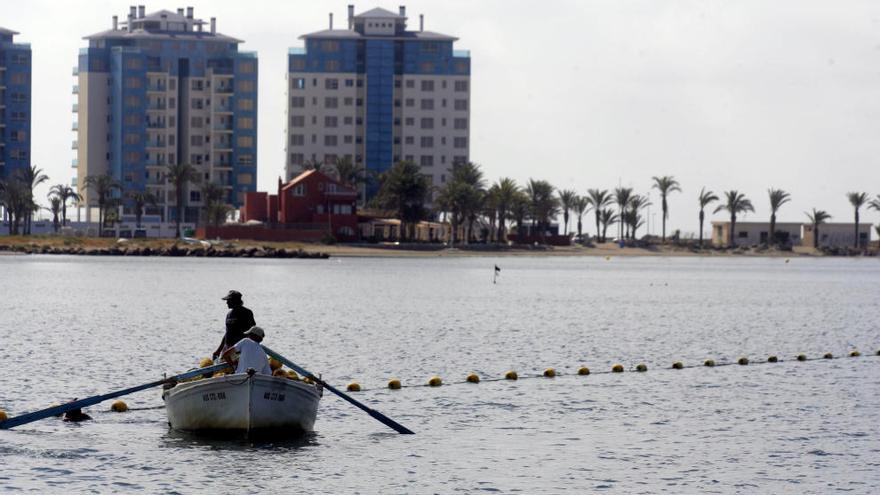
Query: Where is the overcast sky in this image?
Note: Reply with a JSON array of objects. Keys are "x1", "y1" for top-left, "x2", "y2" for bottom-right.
[{"x1": 8, "y1": 0, "x2": 880, "y2": 235}]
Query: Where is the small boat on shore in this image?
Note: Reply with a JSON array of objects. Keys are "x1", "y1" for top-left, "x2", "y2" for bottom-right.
[{"x1": 162, "y1": 371, "x2": 321, "y2": 436}]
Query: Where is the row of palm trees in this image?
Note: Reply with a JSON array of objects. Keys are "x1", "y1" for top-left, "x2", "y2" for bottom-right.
[{"x1": 0, "y1": 162, "x2": 231, "y2": 237}]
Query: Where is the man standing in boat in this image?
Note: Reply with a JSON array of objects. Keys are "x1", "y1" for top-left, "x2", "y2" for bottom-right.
[
  {"x1": 221, "y1": 326, "x2": 272, "y2": 375},
  {"x1": 212, "y1": 290, "x2": 256, "y2": 361}
]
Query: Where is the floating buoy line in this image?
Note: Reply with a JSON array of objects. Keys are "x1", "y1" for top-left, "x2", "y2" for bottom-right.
[{"x1": 1, "y1": 349, "x2": 874, "y2": 420}]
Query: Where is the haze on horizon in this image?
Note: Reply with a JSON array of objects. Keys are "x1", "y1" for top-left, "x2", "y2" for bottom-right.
[{"x1": 8, "y1": 0, "x2": 880, "y2": 236}]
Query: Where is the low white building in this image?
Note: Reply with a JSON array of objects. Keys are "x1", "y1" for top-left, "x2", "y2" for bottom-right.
[
  {"x1": 802, "y1": 222, "x2": 872, "y2": 249},
  {"x1": 711, "y1": 221, "x2": 802, "y2": 247}
]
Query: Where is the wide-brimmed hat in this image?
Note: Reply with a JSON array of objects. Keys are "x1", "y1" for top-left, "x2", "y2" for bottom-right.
[
  {"x1": 221, "y1": 290, "x2": 243, "y2": 301},
  {"x1": 243, "y1": 326, "x2": 265, "y2": 339}
]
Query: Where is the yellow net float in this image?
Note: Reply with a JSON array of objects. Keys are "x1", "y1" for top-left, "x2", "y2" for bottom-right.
[
  {"x1": 672, "y1": 362, "x2": 684, "y2": 369},
  {"x1": 286, "y1": 370, "x2": 299, "y2": 380},
  {"x1": 577, "y1": 366, "x2": 590, "y2": 375},
  {"x1": 268, "y1": 357, "x2": 283, "y2": 371},
  {"x1": 272, "y1": 369, "x2": 288, "y2": 377},
  {"x1": 850, "y1": 350, "x2": 861, "y2": 357},
  {"x1": 466, "y1": 373, "x2": 480, "y2": 383},
  {"x1": 428, "y1": 376, "x2": 442, "y2": 387},
  {"x1": 704, "y1": 359, "x2": 716, "y2": 367},
  {"x1": 543, "y1": 368, "x2": 556, "y2": 378},
  {"x1": 387, "y1": 378, "x2": 402, "y2": 390},
  {"x1": 0, "y1": 409, "x2": 7, "y2": 421},
  {"x1": 110, "y1": 400, "x2": 128, "y2": 412},
  {"x1": 635, "y1": 364, "x2": 647, "y2": 372},
  {"x1": 611, "y1": 364, "x2": 624, "y2": 373},
  {"x1": 738, "y1": 357, "x2": 749, "y2": 365},
  {"x1": 346, "y1": 382, "x2": 361, "y2": 392},
  {"x1": 198, "y1": 357, "x2": 214, "y2": 368},
  {"x1": 504, "y1": 371, "x2": 518, "y2": 381},
  {"x1": 768, "y1": 356, "x2": 778, "y2": 363},
  {"x1": 797, "y1": 354, "x2": 807, "y2": 361},
  {"x1": 823, "y1": 352, "x2": 833, "y2": 359}
]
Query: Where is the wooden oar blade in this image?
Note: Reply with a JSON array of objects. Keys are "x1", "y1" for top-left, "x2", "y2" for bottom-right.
[
  {"x1": 0, "y1": 363, "x2": 230, "y2": 430},
  {"x1": 262, "y1": 345, "x2": 415, "y2": 435}
]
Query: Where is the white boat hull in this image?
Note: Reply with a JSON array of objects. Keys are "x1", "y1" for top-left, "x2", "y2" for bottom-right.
[{"x1": 162, "y1": 373, "x2": 321, "y2": 435}]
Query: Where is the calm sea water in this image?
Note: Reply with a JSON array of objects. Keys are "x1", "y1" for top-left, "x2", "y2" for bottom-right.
[{"x1": 0, "y1": 254, "x2": 878, "y2": 493}]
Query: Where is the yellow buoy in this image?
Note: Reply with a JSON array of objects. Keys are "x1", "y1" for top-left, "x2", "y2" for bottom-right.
[
  {"x1": 704, "y1": 359, "x2": 715, "y2": 367},
  {"x1": 672, "y1": 361, "x2": 683, "y2": 369},
  {"x1": 388, "y1": 378, "x2": 402, "y2": 389},
  {"x1": 272, "y1": 368, "x2": 288, "y2": 377},
  {"x1": 738, "y1": 357, "x2": 749, "y2": 365},
  {"x1": 612, "y1": 364, "x2": 624, "y2": 373},
  {"x1": 110, "y1": 400, "x2": 128, "y2": 413},
  {"x1": 466, "y1": 373, "x2": 480, "y2": 383},
  {"x1": 850, "y1": 350, "x2": 861, "y2": 357},
  {"x1": 768, "y1": 355, "x2": 778, "y2": 363},
  {"x1": 504, "y1": 370, "x2": 518, "y2": 380},
  {"x1": 797, "y1": 354, "x2": 807, "y2": 361},
  {"x1": 0, "y1": 409, "x2": 7, "y2": 421},
  {"x1": 198, "y1": 357, "x2": 214, "y2": 368},
  {"x1": 635, "y1": 363, "x2": 647, "y2": 372},
  {"x1": 823, "y1": 352, "x2": 833, "y2": 359},
  {"x1": 543, "y1": 368, "x2": 556, "y2": 378},
  {"x1": 577, "y1": 366, "x2": 590, "y2": 375},
  {"x1": 268, "y1": 357, "x2": 283, "y2": 371},
  {"x1": 346, "y1": 382, "x2": 361, "y2": 392},
  {"x1": 286, "y1": 370, "x2": 299, "y2": 380},
  {"x1": 605, "y1": 256, "x2": 611, "y2": 261},
  {"x1": 428, "y1": 376, "x2": 442, "y2": 387}
]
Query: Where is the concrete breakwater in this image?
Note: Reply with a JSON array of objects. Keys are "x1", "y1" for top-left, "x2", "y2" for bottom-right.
[{"x1": 0, "y1": 243, "x2": 329, "y2": 259}]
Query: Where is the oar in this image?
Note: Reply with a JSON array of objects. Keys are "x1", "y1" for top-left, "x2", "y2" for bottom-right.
[
  {"x1": 262, "y1": 345, "x2": 414, "y2": 435},
  {"x1": 0, "y1": 362, "x2": 230, "y2": 430}
]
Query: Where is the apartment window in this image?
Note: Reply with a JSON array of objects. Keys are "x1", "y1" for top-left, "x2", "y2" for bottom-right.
[
  {"x1": 292, "y1": 77, "x2": 306, "y2": 89},
  {"x1": 325, "y1": 78, "x2": 339, "y2": 90},
  {"x1": 237, "y1": 136, "x2": 254, "y2": 147},
  {"x1": 345, "y1": 79, "x2": 354, "y2": 87},
  {"x1": 453, "y1": 155, "x2": 467, "y2": 164},
  {"x1": 454, "y1": 118, "x2": 468, "y2": 130},
  {"x1": 291, "y1": 96, "x2": 305, "y2": 108},
  {"x1": 124, "y1": 133, "x2": 140, "y2": 145},
  {"x1": 394, "y1": 99, "x2": 401, "y2": 108},
  {"x1": 238, "y1": 117, "x2": 254, "y2": 130},
  {"x1": 291, "y1": 58, "x2": 305, "y2": 71},
  {"x1": 290, "y1": 153, "x2": 304, "y2": 165},
  {"x1": 125, "y1": 58, "x2": 142, "y2": 70},
  {"x1": 291, "y1": 134, "x2": 305, "y2": 146},
  {"x1": 393, "y1": 137, "x2": 400, "y2": 145},
  {"x1": 406, "y1": 80, "x2": 415, "y2": 88},
  {"x1": 325, "y1": 60, "x2": 339, "y2": 71},
  {"x1": 420, "y1": 99, "x2": 434, "y2": 110},
  {"x1": 292, "y1": 183, "x2": 306, "y2": 196},
  {"x1": 405, "y1": 136, "x2": 414, "y2": 145},
  {"x1": 290, "y1": 116, "x2": 305, "y2": 128},
  {"x1": 394, "y1": 118, "x2": 401, "y2": 126},
  {"x1": 191, "y1": 135, "x2": 204, "y2": 146},
  {"x1": 191, "y1": 117, "x2": 204, "y2": 128},
  {"x1": 321, "y1": 40, "x2": 340, "y2": 52},
  {"x1": 125, "y1": 77, "x2": 142, "y2": 89},
  {"x1": 191, "y1": 79, "x2": 204, "y2": 91},
  {"x1": 356, "y1": 79, "x2": 364, "y2": 87},
  {"x1": 239, "y1": 61, "x2": 255, "y2": 73},
  {"x1": 405, "y1": 117, "x2": 414, "y2": 126},
  {"x1": 325, "y1": 97, "x2": 338, "y2": 109},
  {"x1": 343, "y1": 135, "x2": 353, "y2": 144},
  {"x1": 324, "y1": 135, "x2": 338, "y2": 146},
  {"x1": 344, "y1": 97, "x2": 353, "y2": 106},
  {"x1": 356, "y1": 98, "x2": 363, "y2": 106},
  {"x1": 405, "y1": 155, "x2": 414, "y2": 162},
  {"x1": 237, "y1": 80, "x2": 255, "y2": 92},
  {"x1": 125, "y1": 95, "x2": 141, "y2": 107},
  {"x1": 355, "y1": 136, "x2": 363, "y2": 144},
  {"x1": 238, "y1": 99, "x2": 254, "y2": 111},
  {"x1": 124, "y1": 151, "x2": 138, "y2": 162},
  {"x1": 420, "y1": 80, "x2": 434, "y2": 92},
  {"x1": 191, "y1": 98, "x2": 204, "y2": 110},
  {"x1": 420, "y1": 62, "x2": 435, "y2": 73},
  {"x1": 405, "y1": 98, "x2": 414, "y2": 107},
  {"x1": 169, "y1": 98, "x2": 176, "y2": 109},
  {"x1": 343, "y1": 116, "x2": 353, "y2": 125},
  {"x1": 420, "y1": 118, "x2": 434, "y2": 129},
  {"x1": 420, "y1": 136, "x2": 434, "y2": 148},
  {"x1": 454, "y1": 137, "x2": 468, "y2": 149},
  {"x1": 422, "y1": 42, "x2": 439, "y2": 54},
  {"x1": 442, "y1": 80, "x2": 447, "y2": 89},
  {"x1": 190, "y1": 191, "x2": 201, "y2": 202},
  {"x1": 454, "y1": 99, "x2": 468, "y2": 111},
  {"x1": 419, "y1": 155, "x2": 434, "y2": 167},
  {"x1": 124, "y1": 114, "x2": 141, "y2": 126},
  {"x1": 454, "y1": 80, "x2": 469, "y2": 92},
  {"x1": 169, "y1": 79, "x2": 177, "y2": 90},
  {"x1": 325, "y1": 116, "x2": 338, "y2": 128},
  {"x1": 190, "y1": 154, "x2": 204, "y2": 165}
]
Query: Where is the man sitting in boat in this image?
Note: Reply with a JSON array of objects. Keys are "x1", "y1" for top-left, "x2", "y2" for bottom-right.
[
  {"x1": 212, "y1": 290, "x2": 256, "y2": 361},
  {"x1": 221, "y1": 326, "x2": 272, "y2": 375}
]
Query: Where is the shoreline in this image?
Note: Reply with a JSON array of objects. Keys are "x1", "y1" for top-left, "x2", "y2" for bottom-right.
[{"x1": 0, "y1": 236, "x2": 870, "y2": 259}]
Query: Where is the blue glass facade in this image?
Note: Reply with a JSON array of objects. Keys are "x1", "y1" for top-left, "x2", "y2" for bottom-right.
[
  {"x1": 364, "y1": 39, "x2": 394, "y2": 195},
  {"x1": 0, "y1": 30, "x2": 31, "y2": 180}
]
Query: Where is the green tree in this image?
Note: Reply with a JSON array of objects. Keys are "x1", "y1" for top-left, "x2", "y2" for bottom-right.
[
  {"x1": 47, "y1": 196, "x2": 62, "y2": 232},
  {"x1": 625, "y1": 195, "x2": 651, "y2": 240},
  {"x1": 586, "y1": 189, "x2": 612, "y2": 242},
  {"x1": 613, "y1": 187, "x2": 633, "y2": 240},
  {"x1": 847, "y1": 192, "x2": 869, "y2": 249},
  {"x1": 767, "y1": 188, "x2": 791, "y2": 246},
  {"x1": 805, "y1": 208, "x2": 832, "y2": 249},
  {"x1": 714, "y1": 190, "x2": 754, "y2": 247},
  {"x1": 201, "y1": 183, "x2": 230, "y2": 228},
  {"x1": 84, "y1": 173, "x2": 122, "y2": 237},
  {"x1": 599, "y1": 208, "x2": 618, "y2": 243},
  {"x1": 509, "y1": 189, "x2": 530, "y2": 243},
  {"x1": 490, "y1": 177, "x2": 519, "y2": 242},
  {"x1": 16, "y1": 165, "x2": 49, "y2": 234},
  {"x1": 651, "y1": 175, "x2": 681, "y2": 242},
  {"x1": 525, "y1": 179, "x2": 558, "y2": 243},
  {"x1": 374, "y1": 161, "x2": 431, "y2": 241},
  {"x1": 435, "y1": 162, "x2": 485, "y2": 245},
  {"x1": 697, "y1": 187, "x2": 719, "y2": 248},
  {"x1": 558, "y1": 189, "x2": 578, "y2": 236},
  {"x1": 163, "y1": 163, "x2": 200, "y2": 238},
  {"x1": 332, "y1": 155, "x2": 365, "y2": 190},
  {"x1": 48, "y1": 184, "x2": 82, "y2": 227},
  {"x1": 128, "y1": 191, "x2": 158, "y2": 228},
  {"x1": 573, "y1": 195, "x2": 590, "y2": 240}
]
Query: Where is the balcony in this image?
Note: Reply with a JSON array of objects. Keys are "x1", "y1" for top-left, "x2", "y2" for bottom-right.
[
  {"x1": 70, "y1": 177, "x2": 78, "y2": 187},
  {"x1": 147, "y1": 83, "x2": 167, "y2": 93},
  {"x1": 145, "y1": 139, "x2": 166, "y2": 148},
  {"x1": 213, "y1": 123, "x2": 233, "y2": 132},
  {"x1": 72, "y1": 85, "x2": 79, "y2": 94},
  {"x1": 213, "y1": 141, "x2": 233, "y2": 151},
  {"x1": 453, "y1": 50, "x2": 471, "y2": 58},
  {"x1": 72, "y1": 103, "x2": 78, "y2": 113},
  {"x1": 214, "y1": 85, "x2": 233, "y2": 94},
  {"x1": 71, "y1": 158, "x2": 78, "y2": 168},
  {"x1": 147, "y1": 101, "x2": 167, "y2": 111},
  {"x1": 146, "y1": 121, "x2": 165, "y2": 129},
  {"x1": 71, "y1": 121, "x2": 78, "y2": 131},
  {"x1": 145, "y1": 158, "x2": 167, "y2": 167},
  {"x1": 72, "y1": 66, "x2": 79, "y2": 76},
  {"x1": 71, "y1": 140, "x2": 78, "y2": 150},
  {"x1": 214, "y1": 103, "x2": 233, "y2": 113}
]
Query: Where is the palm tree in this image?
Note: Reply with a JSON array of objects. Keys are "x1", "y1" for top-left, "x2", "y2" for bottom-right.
[
  {"x1": 767, "y1": 188, "x2": 791, "y2": 246},
  {"x1": 374, "y1": 161, "x2": 431, "y2": 241},
  {"x1": 714, "y1": 190, "x2": 754, "y2": 247},
  {"x1": 613, "y1": 187, "x2": 633, "y2": 241},
  {"x1": 0, "y1": 177, "x2": 27, "y2": 234},
  {"x1": 509, "y1": 190, "x2": 530, "y2": 243},
  {"x1": 48, "y1": 184, "x2": 81, "y2": 227},
  {"x1": 47, "y1": 196, "x2": 62, "y2": 233},
  {"x1": 17, "y1": 165, "x2": 49, "y2": 234},
  {"x1": 805, "y1": 208, "x2": 832, "y2": 249},
  {"x1": 573, "y1": 195, "x2": 590, "y2": 240},
  {"x1": 869, "y1": 195, "x2": 880, "y2": 248},
  {"x1": 332, "y1": 155, "x2": 365, "y2": 190},
  {"x1": 200, "y1": 183, "x2": 229, "y2": 228},
  {"x1": 625, "y1": 195, "x2": 651, "y2": 240},
  {"x1": 491, "y1": 177, "x2": 519, "y2": 242},
  {"x1": 847, "y1": 192, "x2": 869, "y2": 249},
  {"x1": 128, "y1": 191, "x2": 158, "y2": 228},
  {"x1": 558, "y1": 189, "x2": 578, "y2": 237},
  {"x1": 697, "y1": 188, "x2": 719, "y2": 248},
  {"x1": 586, "y1": 189, "x2": 612, "y2": 242},
  {"x1": 435, "y1": 162, "x2": 485, "y2": 245},
  {"x1": 303, "y1": 159, "x2": 325, "y2": 172},
  {"x1": 525, "y1": 179, "x2": 558, "y2": 243},
  {"x1": 599, "y1": 208, "x2": 618, "y2": 243},
  {"x1": 163, "y1": 163, "x2": 200, "y2": 238},
  {"x1": 651, "y1": 176, "x2": 681, "y2": 242},
  {"x1": 84, "y1": 173, "x2": 122, "y2": 237}
]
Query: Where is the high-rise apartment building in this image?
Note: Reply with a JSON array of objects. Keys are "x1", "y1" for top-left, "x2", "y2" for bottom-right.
[
  {"x1": 286, "y1": 5, "x2": 470, "y2": 199},
  {"x1": 75, "y1": 6, "x2": 257, "y2": 226},
  {"x1": 0, "y1": 28, "x2": 31, "y2": 181}
]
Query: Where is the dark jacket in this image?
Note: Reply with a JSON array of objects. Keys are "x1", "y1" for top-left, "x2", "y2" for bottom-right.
[{"x1": 224, "y1": 305, "x2": 255, "y2": 348}]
